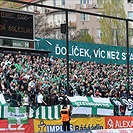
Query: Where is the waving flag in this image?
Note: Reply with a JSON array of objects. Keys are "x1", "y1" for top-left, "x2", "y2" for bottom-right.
[
  {"x1": 67, "y1": 96, "x2": 114, "y2": 116},
  {"x1": 0, "y1": 93, "x2": 7, "y2": 105},
  {"x1": 8, "y1": 106, "x2": 28, "y2": 124}
]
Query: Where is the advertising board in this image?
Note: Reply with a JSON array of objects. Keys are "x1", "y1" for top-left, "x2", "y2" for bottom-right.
[
  {"x1": 0, "y1": 8, "x2": 34, "y2": 40},
  {"x1": 0, "y1": 39, "x2": 34, "y2": 49},
  {"x1": 105, "y1": 116, "x2": 133, "y2": 129},
  {"x1": 0, "y1": 119, "x2": 34, "y2": 133},
  {"x1": 34, "y1": 117, "x2": 105, "y2": 132}
]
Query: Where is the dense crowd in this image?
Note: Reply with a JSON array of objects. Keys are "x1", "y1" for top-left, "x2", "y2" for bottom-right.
[{"x1": 0, "y1": 52, "x2": 133, "y2": 110}]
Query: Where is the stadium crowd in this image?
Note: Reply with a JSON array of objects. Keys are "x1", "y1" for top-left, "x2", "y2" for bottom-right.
[{"x1": 0, "y1": 52, "x2": 133, "y2": 109}]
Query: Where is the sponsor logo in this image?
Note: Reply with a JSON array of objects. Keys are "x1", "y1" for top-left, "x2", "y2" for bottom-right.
[
  {"x1": 37, "y1": 120, "x2": 103, "y2": 132},
  {"x1": 0, "y1": 124, "x2": 24, "y2": 131},
  {"x1": 107, "y1": 118, "x2": 133, "y2": 128},
  {"x1": 107, "y1": 119, "x2": 114, "y2": 129}
]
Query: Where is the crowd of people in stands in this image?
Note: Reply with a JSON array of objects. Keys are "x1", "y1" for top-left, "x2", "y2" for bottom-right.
[{"x1": 0, "y1": 52, "x2": 133, "y2": 110}]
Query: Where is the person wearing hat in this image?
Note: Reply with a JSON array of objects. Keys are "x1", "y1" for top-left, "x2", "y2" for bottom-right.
[{"x1": 60, "y1": 105, "x2": 71, "y2": 131}]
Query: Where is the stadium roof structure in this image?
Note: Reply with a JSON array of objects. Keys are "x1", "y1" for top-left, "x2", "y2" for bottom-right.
[{"x1": 0, "y1": 45, "x2": 51, "y2": 56}]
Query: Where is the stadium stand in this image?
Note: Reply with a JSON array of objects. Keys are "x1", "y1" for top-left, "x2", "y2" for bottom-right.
[{"x1": 0, "y1": 52, "x2": 132, "y2": 113}]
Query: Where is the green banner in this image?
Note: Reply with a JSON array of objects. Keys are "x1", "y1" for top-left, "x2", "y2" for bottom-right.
[{"x1": 35, "y1": 38, "x2": 133, "y2": 65}]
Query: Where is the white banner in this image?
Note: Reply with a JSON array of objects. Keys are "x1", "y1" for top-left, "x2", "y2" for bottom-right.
[{"x1": 67, "y1": 96, "x2": 114, "y2": 116}]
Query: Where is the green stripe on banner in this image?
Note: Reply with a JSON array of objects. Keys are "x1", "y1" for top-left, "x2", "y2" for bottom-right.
[
  {"x1": 8, "y1": 106, "x2": 15, "y2": 113},
  {"x1": 92, "y1": 106, "x2": 97, "y2": 115},
  {"x1": 8, "y1": 118, "x2": 17, "y2": 124},
  {"x1": 39, "y1": 107, "x2": 42, "y2": 119},
  {"x1": 0, "y1": 106, "x2": 1, "y2": 118},
  {"x1": 51, "y1": 106, "x2": 54, "y2": 119},
  {"x1": 19, "y1": 106, "x2": 26, "y2": 113},
  {"x1": 20, "y1": 118, "x2": 28, "y2": 124},
  {"x1": 1, "y1": 106, "x2": 4, "y2": 118},
  {"x1": 58, "y1": 105, "x2": 61, "y2": 119},
  {"x1": 45, "y1": 106, "x2": 48, "y2": 119},
  {"x1": 87, "y1": 97, "x2": 94, "y2": 102}
]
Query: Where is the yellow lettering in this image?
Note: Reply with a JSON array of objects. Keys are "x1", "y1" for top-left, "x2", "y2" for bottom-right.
[
  {"x1": 0, "y1": 24, "x2": 6, "y2": 30},
  {"x1": 8, "y1": 25, "x2": 32, "y2": 34}
]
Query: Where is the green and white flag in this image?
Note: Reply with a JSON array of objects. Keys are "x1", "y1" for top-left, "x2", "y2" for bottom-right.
[
  {"x1": 0, "y1": 93, "x2": 7, "y2": 105},
  {"x1": 67, "y1": 96, "x2": 114, "y2": 116},
  {"x1": 8, "y1": 106, "x2": 28, "y2": 124},
  {"x1": 29, "y1": 105, "x2": 63, "y2": 120},
  {"x1": 0, "y1": 94, "x2": 8, "y2": 119},
  {"x1": 0, "y1": 105, "x2": 8, "y2": 118}
]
